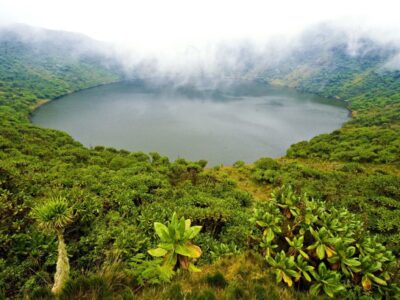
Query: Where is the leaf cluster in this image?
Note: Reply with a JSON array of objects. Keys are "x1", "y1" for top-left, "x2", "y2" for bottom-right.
[
  {"x1": 250, "y1": 186, "x2": 399, "y2": 298},
  {"x1": 148, "y1": 213, "x2": 203, "y2": 280}
]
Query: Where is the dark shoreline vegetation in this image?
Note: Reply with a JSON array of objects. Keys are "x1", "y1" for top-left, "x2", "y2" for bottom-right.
[{"x1": 1, "y1": 27, "x2": 400, "y2": 299}]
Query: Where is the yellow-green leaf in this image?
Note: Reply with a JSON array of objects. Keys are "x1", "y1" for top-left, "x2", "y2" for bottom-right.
[
  {"x1": 154, "y1": 222, "x2": 170, "y2": 241},
  {"x1": 370, "y1": 274, "x2": 387, "y2": 286},
  {"x1": 282, "y1": 272, "x2": 293, "y2": 287},
  {"x1": 185, "y1": 219, "x2": 191, "y2": 230},
  {"x1": 189, "y1": 226, "x2": 202, "y2": 239},
  {"x1": 188, "y1": 263, "x2": 201, "y2": 272},
  {"x1": 325, "y1": 246, "x2": 336, "y2": 258},
  {"x1": 316, "y1": 245, "x2": 325, "y2": 260},
  {"x1": 175, "y1": 244, "x2": 192, "y2": 257},
  {"x1": 148, "y1": 247, "x2": 168, "y2": 257},
  {"x1": 362, "y1": 276, "x2": 372, "y2": 291},
  {"x1": 186, "y1": 244, "x2": 202, "y2": 258}
]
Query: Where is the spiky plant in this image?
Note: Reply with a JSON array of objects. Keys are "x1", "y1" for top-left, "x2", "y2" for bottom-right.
[{"x1": 34, "y1": 196, "x2": 73, "y2": 296}]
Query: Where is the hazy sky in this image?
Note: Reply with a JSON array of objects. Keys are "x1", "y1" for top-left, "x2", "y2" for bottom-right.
[{"x1": 1, "y1": 0, "x2": 399, "y2": 51}]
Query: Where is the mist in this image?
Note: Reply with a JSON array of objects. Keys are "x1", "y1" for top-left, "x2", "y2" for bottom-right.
[{"x1": 1, "y1": 0, "x2": 400, "y2": 82}]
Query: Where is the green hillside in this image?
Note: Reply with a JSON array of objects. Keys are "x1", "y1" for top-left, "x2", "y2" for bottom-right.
[
  {"x1": 0, "y1": 26, "x2": 399, "y2": 299},
  {"x1": 262, "y1": 32, "x2": 400, "y2": 165}
]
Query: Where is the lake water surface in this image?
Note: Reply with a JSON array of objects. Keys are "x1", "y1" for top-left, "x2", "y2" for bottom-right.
[{"x1": 31, "y1": 81, "x2": 349, "y2": 165}]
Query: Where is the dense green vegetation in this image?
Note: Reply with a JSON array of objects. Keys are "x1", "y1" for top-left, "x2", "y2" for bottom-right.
[
  {"x1": 250, "y1": 186, "x2": 398, "y2": 298},
  {"x1": 286, "y1": 102, "x2": 400, "y2": 163},
  {"x1": 0, "y1": 123, "x2": 252, "y2": 298},
  {"x1": 1, "y1": 26, "x2": 400, "y2": 299},
  {"x1": 0, "y1": 26, "x2": 120, "y2": 122},
  {"x1": 249, "y1": 157, "x2": 400, "y2": 252},
  {"x1": 264, "y1": 39, "x2": 400, "y2": 164}
]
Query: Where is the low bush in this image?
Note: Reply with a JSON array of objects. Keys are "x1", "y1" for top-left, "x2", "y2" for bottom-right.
[{"x1": 250, "y1": 186, "x2": 399, "y2": 298}]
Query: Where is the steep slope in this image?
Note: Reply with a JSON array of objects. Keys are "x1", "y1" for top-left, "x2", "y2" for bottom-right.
[
  {"x1": 254, "y1": 25, "x2": 400, "y2": 164},
  {"x1": 0, "y1": 24, "x2": 121, "y2": 122},
  {"x1": 0, "y1": 24, "x2": 399, "y2": 299}
]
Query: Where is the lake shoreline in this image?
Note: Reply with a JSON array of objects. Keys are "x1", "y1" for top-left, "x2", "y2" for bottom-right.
[
  {"x1": 30, "y1": 79, "x2": 352, "y2": 114},
  {"x1": 28, "y1": 80, "x2": 121, "y2": 121},
  {"x1": 30, "y1": 80, "x2": 351, "y2": 165}
]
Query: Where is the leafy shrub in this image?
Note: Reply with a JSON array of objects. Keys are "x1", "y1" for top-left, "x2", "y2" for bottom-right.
[
  {"x1": 253, "y1": 158, "x2": 279, "y2": 171},
  {"x1": 339, "y1": 162, "x2": 365, "y2": 173},
  {"x1": 250, "y1": 186, "x2": 399, "y2": 298},
  {"x1": 251, "y1": 157, "x2": 280, "y2": 184},
  {"x1": 233, "y1": 160, "x2": 245, "y2": 168},
  {"x1": 148, "y1": 213, "x2": 203, "y2": 280}
]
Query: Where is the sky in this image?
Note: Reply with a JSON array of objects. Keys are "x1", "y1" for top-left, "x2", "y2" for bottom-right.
[{"x1": 1, "y1": 0, "x2": 400, "y2": 53}]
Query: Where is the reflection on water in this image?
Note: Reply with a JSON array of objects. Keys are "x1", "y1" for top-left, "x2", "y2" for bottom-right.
[{"x1": 31, "y1": 80, "x2": 349, "y2": 165}]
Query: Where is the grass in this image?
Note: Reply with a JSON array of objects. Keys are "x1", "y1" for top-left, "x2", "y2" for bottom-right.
[
  {"x1": 136, "y1": 252, "x2": 307, "y2": 300},
  {"x1": 208, "y1": 166, "x2": 272, "y2": 203}
]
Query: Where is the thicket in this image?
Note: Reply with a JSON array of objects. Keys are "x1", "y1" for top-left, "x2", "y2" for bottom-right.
[
  {"x1": 0, "y1": 28, "x2": 400, "y2": 299},
  {"x1": 251, "y1": 157, "x2": 400, "y2": 253},
  {"x1": 266, "y1": 43, "x2": 400, "y2": 164},
  {"x1": 250, "y1": 186, "x2": 399, "y2": 298}
]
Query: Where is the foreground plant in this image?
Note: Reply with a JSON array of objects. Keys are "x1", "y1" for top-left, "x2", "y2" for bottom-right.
[
  {"x1": 266, "y1": 251, "x2": 299, "y2": 287},
  {"x1": 148, "y1": 212, "x2": 202, "y2": 279},
  {"x1": 310, "y1": 263, "x2": 345, "y2": 297},
  {"x1": 34, "y1": 196, "x2": 73, "y2": 296},
  {"x1": 250, "y1": 186, "x2": 398, "y2": 298}
]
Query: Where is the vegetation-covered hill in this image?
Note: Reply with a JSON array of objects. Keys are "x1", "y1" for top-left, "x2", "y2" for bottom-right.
[
  {"x1": 262, "y1": 26, "x2": 400, "y2": 164},
  {"x1": 0, "y1": 24, "x2": 121, "y2": 122},
  {"x1": 0, "y1": 25, "x2": 399, "y2": 299}
]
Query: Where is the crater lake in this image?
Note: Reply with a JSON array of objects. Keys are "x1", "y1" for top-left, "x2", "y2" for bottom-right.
[{"x1": 31, "y1": 80, "x2": 349, "y2": 165}]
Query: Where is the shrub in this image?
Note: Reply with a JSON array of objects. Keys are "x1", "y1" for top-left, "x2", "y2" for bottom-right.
[
  {"x1": 251, "y1": 157, "x2": 281, "y2": 184},
  {"x1": 253, "y1": 157, "x2": 279, "y2": 171},
  {"x1": 340, "y1": 162, "x2": 365, "y2": 173},
  {"x1": 250, "y1": 186, "x2": 399, "y2": 298},
  {"x1": 148, "y1": 213, "x2": 202, "y2": 280},
  {"x1": 233, "y1": 160, "x2": 245, "y2": 168}
]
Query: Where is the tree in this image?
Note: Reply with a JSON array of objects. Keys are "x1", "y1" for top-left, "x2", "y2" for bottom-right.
[{"x1": 34, "y1": 196, "x2": 73, "y2": 296}]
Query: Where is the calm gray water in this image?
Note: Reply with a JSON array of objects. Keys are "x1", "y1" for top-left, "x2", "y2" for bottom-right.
[{"x1": 32, "y1": 81, "x2": 348, "y2": 165}]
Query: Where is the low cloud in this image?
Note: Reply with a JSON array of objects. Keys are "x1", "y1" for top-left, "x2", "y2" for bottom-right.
[{"x1": 2, "y1": 19, "x2": 400, "y2": 85}]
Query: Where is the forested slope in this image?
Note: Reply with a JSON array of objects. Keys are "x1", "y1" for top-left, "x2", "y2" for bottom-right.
[
  {"x1": 0, "y1": 25, "x2": 120, "y2": 122},
  {"x1": 0, "y1": 25, "x2": 399, "y2": 299},
  {"x1": 262, "y1": 28, "x2": 400, "y2": 163}
]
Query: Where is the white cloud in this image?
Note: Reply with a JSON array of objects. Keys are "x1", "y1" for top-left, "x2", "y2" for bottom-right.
[{"x1": 0, "y1": 0, "x2": 399, "y2": 55}]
